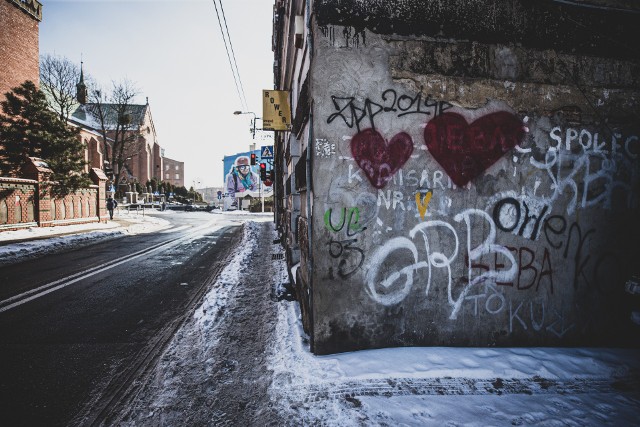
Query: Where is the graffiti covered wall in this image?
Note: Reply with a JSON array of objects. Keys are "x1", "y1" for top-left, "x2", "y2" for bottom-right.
[{"x1": 309, "y1": 1, "x2": 640, "y2": 354}]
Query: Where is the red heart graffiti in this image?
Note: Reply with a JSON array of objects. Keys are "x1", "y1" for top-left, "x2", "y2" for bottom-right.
[
  {"x1": 351, "y1": 128, "x2": 414, "y2": 189},
  {"x1": 424, "y1": 111, "x2": 524, "y2": 187}
]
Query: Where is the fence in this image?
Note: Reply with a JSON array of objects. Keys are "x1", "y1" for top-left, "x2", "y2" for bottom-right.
[{"x1": 0, "y1": 160, "x2": 108, "y2": 231}]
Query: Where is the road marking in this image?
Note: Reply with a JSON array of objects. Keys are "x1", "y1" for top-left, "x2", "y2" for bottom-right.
[
  {"x1": 0, "y1": 220, "x2": 227, "y2": 313},
  {"x1": 161, "y1": 225, "x2": 190, "y2": 234}
]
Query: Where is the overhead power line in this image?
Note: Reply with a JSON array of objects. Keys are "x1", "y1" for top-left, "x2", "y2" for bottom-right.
[
  {"x1": 219, "y1": 0, "x2": 248, "y2": 109},
  {"x1": 212, "y1": 0, "x2": 248, "y2": 111}
]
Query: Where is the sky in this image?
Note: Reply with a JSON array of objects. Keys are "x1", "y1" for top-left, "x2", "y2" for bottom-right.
[
  {"x1": 39, "y1": 0, "x2": 275, "y2": 189},
  {"x1": 3, "y1": 218, "x2": 638, "y2": 424}
]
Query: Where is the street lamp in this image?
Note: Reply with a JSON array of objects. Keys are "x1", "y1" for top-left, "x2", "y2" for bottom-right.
[
  {"x1": 233, "y1": 111, "x2": 261, "y2": 139},
  {"x1": 192, "y1": 179, "x2": 200, "y2": 204}
]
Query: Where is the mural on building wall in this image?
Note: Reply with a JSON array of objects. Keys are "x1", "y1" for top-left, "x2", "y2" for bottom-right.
[{"x1": 225, "y1": 155, "x2": 260, "y2": 200}]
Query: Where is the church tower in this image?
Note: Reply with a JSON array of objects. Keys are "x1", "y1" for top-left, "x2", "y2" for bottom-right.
[{"x1": 76, "y1": 61, "x2": 87, "y2": 104}]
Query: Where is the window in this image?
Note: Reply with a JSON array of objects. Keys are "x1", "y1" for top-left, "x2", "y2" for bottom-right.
[
  {"x1": 165, "y1": 165, "x2": 169, "y2": 171},
  {"x1": 175, "y1": 165, "x2": 179, "y2": 171},
  {"x1": 165, "y1": 173, "x2": 170, "y2": 179},
  {"x1": 175, "y1": 173, "x2": 180, "y2": 180}
]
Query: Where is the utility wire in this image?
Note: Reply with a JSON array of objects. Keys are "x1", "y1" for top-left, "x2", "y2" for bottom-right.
[
  {"x1": 219, "y1": 0, "x2": 249, "y2": 110},
  {"x1": 212, "y1": 0, "x2": 248, "y2": 111}
]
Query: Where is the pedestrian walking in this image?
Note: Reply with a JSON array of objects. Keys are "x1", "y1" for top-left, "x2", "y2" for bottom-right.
[{"x1": 106, "y1": 196, "x2": 117, "y2": 220}]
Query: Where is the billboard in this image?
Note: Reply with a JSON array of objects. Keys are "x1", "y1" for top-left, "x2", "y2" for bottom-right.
[{"x1": 222, "y1": 150, "x2": 260, "y2": 186}]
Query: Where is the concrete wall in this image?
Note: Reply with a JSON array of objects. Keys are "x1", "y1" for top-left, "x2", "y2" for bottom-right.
[{"x1": 308, "y1": 0, "x2": 640, "y2": 354}]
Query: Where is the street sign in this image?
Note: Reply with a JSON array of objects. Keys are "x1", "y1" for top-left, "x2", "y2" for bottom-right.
[
  {"x1": 261, "y1": 145, "x2": 274, "y2": 159},
  {"x1": 262, "y1": 90, "x2": 291, "y2": 131}
]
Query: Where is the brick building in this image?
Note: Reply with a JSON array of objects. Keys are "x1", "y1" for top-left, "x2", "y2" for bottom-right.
[
  {"x1": 69, "y1": 98, "x2": 168, "y2": 186},
  {"x1": 0, "y1": 0, "x2": 42, "y2": 99}
]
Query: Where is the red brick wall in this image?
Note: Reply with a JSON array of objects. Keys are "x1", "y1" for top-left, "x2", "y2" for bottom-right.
[
  {"x1": 0, "y1": 178, "x2": 37, "y2": 230},
  {"x1": 153, "y1": 142, "x2": 163, "y2": 181},
  {"x1": 0, "y1": 169, "x2": 107, "y2": 231},
  {"x1": 0, "y1": 0, "x2": 40, "y2": 99},
  {"x1": 49, "y1": 189, "x2": 99, "y2": 224}
]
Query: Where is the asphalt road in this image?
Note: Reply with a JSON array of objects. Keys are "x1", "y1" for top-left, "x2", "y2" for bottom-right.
[{"x1": 0, "y1": 212, "x2": 243, "y2": 426}]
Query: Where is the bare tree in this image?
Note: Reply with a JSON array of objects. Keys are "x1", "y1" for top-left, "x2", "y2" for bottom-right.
[
  {"x1": 39, "y1": 54, "x2": 82, "y2": 122},
  {"x1": 87, "y1": 79, "x2": 142, "y2": 187}
]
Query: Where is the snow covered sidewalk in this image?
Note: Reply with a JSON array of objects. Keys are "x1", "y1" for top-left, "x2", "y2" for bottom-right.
[
  {"x1": 0, "y1": 210, "x2": 170, "y2": 266},
  {"x1": 114, "y1": 220, "x2": 283, "y2": 425},
  {"x1": 271, "y1": 300, "x2": 640, "y2": 425},
  {"x1": 110, "y1": 221, "x2": 639, "y2": 425}
]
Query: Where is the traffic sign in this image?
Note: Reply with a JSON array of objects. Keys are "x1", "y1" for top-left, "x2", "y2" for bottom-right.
[{"x1": 261, "y1": 145, "x2": 274, "y2": 159}]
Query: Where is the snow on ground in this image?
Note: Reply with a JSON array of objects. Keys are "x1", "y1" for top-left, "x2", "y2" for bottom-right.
[
  {"x1": 0, "y1": 209, "x2": 170, "y2": 265},
  {"x1": 183, "y1": 221, "x2": 640, "y2": 425},
  {"x1": 269, "y1": 298, "x2": 640, "y2": 425},
  {"x1": 2, "y1": 217, "x2": 638, "y2": 424},
  {"x1": 193, "y1": 221, "x2": 261, "y2": 348}
]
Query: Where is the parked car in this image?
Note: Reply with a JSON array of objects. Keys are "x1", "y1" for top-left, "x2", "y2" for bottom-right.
[{"x1": 185, "y1": 203, "x2": 208, "y2": 212}]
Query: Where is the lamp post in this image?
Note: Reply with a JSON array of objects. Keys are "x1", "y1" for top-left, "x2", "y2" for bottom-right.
[
  {"x1": 192, "y1": 179, "x2": 200, "y2": 204},
  {"x1": 233, "y1": 111, "x2": 261, "y2": 139}
]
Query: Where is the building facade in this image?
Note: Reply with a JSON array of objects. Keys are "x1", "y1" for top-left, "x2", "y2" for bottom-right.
[
  {"x1": 69, "y1": 95, "x2": 184, "y2": 192},
  {"x1": 272, "y1": 0, "x2": 640, "y2": 354},
  {"x1": 162, "y1": 156, "x2": 184, "y2": 188},
  {"x1": 0, "y1": 0, "x2": 41, "y2": 99}
]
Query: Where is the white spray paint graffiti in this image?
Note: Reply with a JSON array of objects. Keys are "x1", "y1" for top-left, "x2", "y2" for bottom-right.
[
  {"x1": 328, "y1": 107, "x2": 636, "y2": 341},
  {"x1": 487, "y1": 125, "x2": 639, "y2": 240},
  {"x1": 315, "y1": 138, "x2": 336, "y2": 158},
  {"x1": 465, "y1": 283, "x2": 575, "y2": 337},
  {"x1": 454, "y1": 209, "x2": 518, "y2": 319},
  {"x1": 365, "y1": 208, "x2": 517, "y2": 320}
]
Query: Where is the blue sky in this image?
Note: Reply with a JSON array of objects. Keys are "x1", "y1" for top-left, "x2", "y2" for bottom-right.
[{"x1": 39, "y1": 0, "x2": 275, "y2": 188}]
